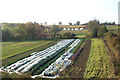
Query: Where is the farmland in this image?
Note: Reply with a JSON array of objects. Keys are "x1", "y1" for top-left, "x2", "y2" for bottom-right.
[
  {"x1": 84, "y1": 39, "x2": 111, "y2": 78},
  {"x1": 1, "y1": 38, "x2": 118, "y2": 79},
  {"x1": 1, "y1": 39, "x2": 84, "y2": 78},
  {"x1": 1, "y1": 23, "x2": 119, "y2": 79},
  {"x1": 106, "y1": 25, "x2": 119, "y2": 34},
  {"x1": 59, "y1": 39, "x2": 91, "y2": 78},
  {"x1": 2, "y1": 39, "x2": 60, "y2": 66},
  {"x1": 2, "y1": 39, "x2": 54, "y2": 60}
]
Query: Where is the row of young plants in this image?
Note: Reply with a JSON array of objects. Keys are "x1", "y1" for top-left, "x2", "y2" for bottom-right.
[
  {"x1": 30, "y1": 40, "x2": 74, "y2": 75},
  {"x1": 0, "y1": 39, "x2": 74, "y2": 75},
  {"x1": 70, "y1": 39, "x2": 84, "y2": 53},
  {"x1": 31, "y1": 39, "x2": 82, "y2": 78},
  {"x1": 3, "y1": 41, "x2": 58, "y2": 67},
  {"x1": 84, "y1": 39, "x2": 111, "y2": 78}
]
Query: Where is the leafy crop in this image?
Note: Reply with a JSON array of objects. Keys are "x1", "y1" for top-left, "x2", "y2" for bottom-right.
[{"x1": 84, "y1": 39, "x2": 111, "y2": 78}]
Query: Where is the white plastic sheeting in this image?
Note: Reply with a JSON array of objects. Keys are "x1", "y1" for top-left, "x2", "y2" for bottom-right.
[
  {"x1": 0, "y1": 39, "x2": 74, "y2": 74},
  {"x1": 31, "y1": 39, "x2": 81, "y2": 78}
]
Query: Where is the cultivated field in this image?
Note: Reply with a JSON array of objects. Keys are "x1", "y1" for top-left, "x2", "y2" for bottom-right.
[
  {"x1": 1, "y1": 24, "x2": 119, "y2": 79},
  {"x1": 84, "y1": 39, "x2": 111, "y2": 78},
  {"x1": 106, "y1": 25, "x2": 119, "y2": 34},
  {"x1": 59, "y1": 39, "x2": 91, "y2": 78},
  {"x1": 1, "y1": 39, "x2": 84, "y2": 79},
  {"x1": 2, "y1": 39, "x2": 60, "y2": 66},
  {"x1": 2, "y1": 40, "x2": 54, "y2": 60}
]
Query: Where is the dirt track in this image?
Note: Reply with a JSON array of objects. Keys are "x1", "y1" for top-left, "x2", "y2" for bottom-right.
[{"x1": 59, "y1": 40, "x2": 91, "y2": 78}]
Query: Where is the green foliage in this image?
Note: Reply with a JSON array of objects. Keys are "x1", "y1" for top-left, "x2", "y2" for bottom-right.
[
  {"x1": 71, "y1": 39, "x2": 84, "y2": 53},
  {"x1": 50, "y1": 25, "x2": 61, "y2": 38},
  {"x1": 2, "y1": 29, "x2": 11, "y2": 41},
  {"x1": 99, "y1": 24, "x2": 108, "y2": 37},
  {"x1": 106, "y1": 25, "x2": 119, "y2": 34},
  {"x1": 101, "y1": 22, "x2": 116, "y2": 25},
  {"x1": 75, "y1": 34, "x2": 85, "y2": 38},
  {"x1": 61, "y1": 32, "x2": 76, "y2": 39},
  {"x1": 2, "y1": 22, "x2": 45, "y2": 41},
  {"x1": 2, "y1": 39, "x2": 59, "y2": 66},
  {"x1": 84, "y1": 39, "x2": 111, "y2": 78},
  {"x1": 30, "y1": 40, "x2": 74, "y2": 75},
  {"x1": 86, "y1": 20, "x2": 101, "y2": 38}
]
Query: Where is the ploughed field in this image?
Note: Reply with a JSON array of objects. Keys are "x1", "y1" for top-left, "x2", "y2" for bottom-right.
[{"x1": 1, "y1": 39, "x2": 83, "y2": 78}]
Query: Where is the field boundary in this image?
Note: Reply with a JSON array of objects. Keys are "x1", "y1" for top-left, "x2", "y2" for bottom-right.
[{"x1": 102, "y1": 39, "x2": 115, "y2": 77}]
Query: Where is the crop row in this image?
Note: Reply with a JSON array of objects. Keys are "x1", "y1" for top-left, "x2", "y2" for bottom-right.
[
  {"x1": 0, "y1": 39, "x2": 74, "y2": 75},
  {"x1": 30, "y1": 40, "x2": 74, "y2": 75},
  {"x1": 31, "y1": 39, "x2": 81, "y2": 78},
  {"x1": 84, "y1": 39, "x2": 111, "y2": 78},
  {"x1": 70, "y1": 39, "x2": 84, "y2": 53}
]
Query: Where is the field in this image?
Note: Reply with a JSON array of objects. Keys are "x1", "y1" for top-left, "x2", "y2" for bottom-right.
[
  {"x1": 1, "y1": 39, "x2": 84, "y2": 78},
  {"x1": 75, "y1": 34, "x2": 85, "y2": 38},
  {"x1": 106, "y1": 25, "x2": 119, "y2": 34},
  {"x1": 84, "y1": 39, "x2": 111, "y2": 78},
  {"x1": 59, "y1": 40, "x2": 91, "y2": 78},
  {"x1": 1, "y1": 29, "x2": 119, "y2": 79},
  {"x1": 2, "y1": 39, "x2": 54, "y2": 60},
  {"x1": 106, "y1": 25, "x2": 119, "y2": 29},
  {"x1": 2, "y1": 39, "x2": 60, "y2": 66},
  {"x1": 1, "y1": 38, "x2": 119, "y2": 79}
]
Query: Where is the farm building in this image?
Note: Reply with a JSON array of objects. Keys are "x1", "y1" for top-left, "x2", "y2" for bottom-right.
[{"x1": 63, "y1": 28, "x2": 67, "y2": 31}]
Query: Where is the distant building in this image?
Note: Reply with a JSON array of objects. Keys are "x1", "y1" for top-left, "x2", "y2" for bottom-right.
[
  {"x1": 75, "y1": 28, "x2": 79, "y2": 31},
  {"x1": 63, "y1": 28, "x2": 67, "y2": 31},
  {"x1": 71, "y1": 28, "x2": 75, "y2": 31},
  {"x1": 79, "y1": 28, "x2": 83, "y2": 30},
  {"x1": 67, "y1": 28, "x2": 70, "y2": 31}
]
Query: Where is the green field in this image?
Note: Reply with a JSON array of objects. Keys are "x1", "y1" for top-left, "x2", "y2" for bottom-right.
[
  {"x1": 2, "y1": 39, "x2": 54, "y2": 60},
  {"x1": 75, "y1": 34, "x2": 85, "y2": 38},
  {"x1": 106, "y1": 25, "x2": 119, "y2": 30},
  {"x1": 84, "y1": 39, "x2": 111, "y2": 78}
]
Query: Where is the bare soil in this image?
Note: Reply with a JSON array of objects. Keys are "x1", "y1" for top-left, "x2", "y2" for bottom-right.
[{"x1": 59, "y1": 40, "x2": 91, "y2": 78}]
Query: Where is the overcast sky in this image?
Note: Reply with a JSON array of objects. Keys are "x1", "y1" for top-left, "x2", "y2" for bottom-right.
[{"x1": 0, "y1": 0, "x2": 119, "y2": 25}]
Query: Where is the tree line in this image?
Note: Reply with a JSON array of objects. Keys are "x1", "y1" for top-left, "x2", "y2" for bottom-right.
[
  {"x1": 85, "y1": 20, "x2": 108, "y2": 38},
  {"x1": 2, "y1": 22, "x2": 45, "y2": 41},
  {"x1": 86, "y1": 20, "x2": 119, "y2": 76},
  {"x1": 2, "y1": 22, "x2": 76, "y2": 41}
]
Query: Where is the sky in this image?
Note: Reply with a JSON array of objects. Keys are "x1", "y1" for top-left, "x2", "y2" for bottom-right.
[{"x1": 0, "y1": 0, "x2": 119, "y2": 25}]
